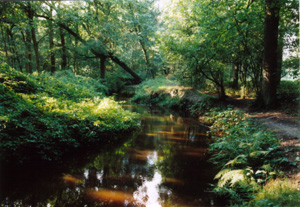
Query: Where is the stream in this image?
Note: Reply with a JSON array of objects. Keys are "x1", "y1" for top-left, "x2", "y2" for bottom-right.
[{"x1": 0, "y1": 101, "x2": 221, "y2": 207}]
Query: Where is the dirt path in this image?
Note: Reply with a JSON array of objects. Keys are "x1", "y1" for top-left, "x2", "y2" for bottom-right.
[
  {"x1": 250, "y1": 112, "x2": 300, "y2": 139},
  {"x1": 226, "y1": 97, "x2": 300, "y2": 188}
]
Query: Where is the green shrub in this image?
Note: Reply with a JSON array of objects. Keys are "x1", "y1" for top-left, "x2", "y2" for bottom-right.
[
  {"x1": 102, "y1": 73, "x2": 126, "y2": 94},
  {"x1": 206, "y1": 108, "x2": 291, "y2": 205},
  {"x1": 277, "y1": 80, "x2": 299, "y2": 95},
  {"x1": 32, "y1": 70, "x2": 108, "y2": 101},
  {"x1": 0, "y1": 65, "x2": 140, "y2": 161},
  {"x1": 132, "y1": 77, "x2": 178, "y2": 102},
  {"x1": 205, "y1": 108, "x2": 246, "y2": 136},
  {"x1": 0, "y1": 62, "x2": 38, "y2": 93},
  {"x1": 132, "y1": 77, "x2": 215, "y2": 115}
]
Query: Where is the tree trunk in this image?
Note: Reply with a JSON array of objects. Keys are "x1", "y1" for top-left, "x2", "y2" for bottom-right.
[
  {"x1": 261, "y1": 0, "x2": 280, "y2": 108},
  {"x1": 7, "y1": 28, "x2": 23, "y2": 71},
  {"x1": 60, "y1": 27, "x2": 67, "y2": 70},
  {"x1": 219, "y1": 70, "x2": 226, "y2": 100},
  {"x1": 232, "y1": 63, "x2": 239, "y2": 89},
  {"x1": 36, "y1": 14, "x2": 142, "y2": 82},
  {"x1": 31, "y1": 26, "x2": 40, "y2": 73},
  {"x1": 26, "y1": 2, "x2": 40, "y2": 73},
  {"x1": 219, "y1": 84, "x2": 226, "y2": 100},
  {"x1": 25, "y1": 30, "x2": 33, "y2": 73},
  {"x1": 74, "y1": 38, "x2": 78, "y2": 74},
  {"x1": 240, "y1": 64, "x2": 247, "y2": 99},
  {"x1": 108, "y1": 54, "x2": 142, "y2": 82},
  {"x1": 0, "y1": 25, "x2": 9, "y2": 63},
  {"x1": 73, "y1": 25, "x2": 79, "y2": 74},
  {"x1": 49, "y1": 8, "x2": 55, "y2": 73},
  {"x1": 139, "y1": 39, "x2": 154, "y2": 78},
  {"x1": 276, "y1": 35, "x2": 284, "y2": 87},
  {"x1": 100, "y1": 55, "x2": 107, "y2": 79}
]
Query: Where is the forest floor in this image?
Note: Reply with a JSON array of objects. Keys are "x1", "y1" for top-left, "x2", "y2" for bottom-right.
[{"x1": 223, "y1": 96, "x2": 300, "y2": 189}]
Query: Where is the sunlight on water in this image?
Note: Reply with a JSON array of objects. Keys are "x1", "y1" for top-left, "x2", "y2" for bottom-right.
[
  {"x1": 62, "y1": 174, "x2": 82, "y2": 184},
  {"x1": 1, "y1": 101, "x2": 218, "y2": 206},
  {"x1": 133, "y1": 171, "x2": 163, "y2": 207},
  {"x1": 87, "y1": 189, "x2": 134, "y2": 205},
  {"x1": 147, "y1": 151, "x2": 158, "y2": 166}
]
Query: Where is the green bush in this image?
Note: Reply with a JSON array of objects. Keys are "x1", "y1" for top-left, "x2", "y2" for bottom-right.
[
  {"x1": 132, "y1": 77, "x2": 215, "y2": 115},
  {"x1": 33, "y1": 70, "x2": 108, "y2": 101},
  {"x1": 277, "y1": 80, "x2": 299, "y2": 95},
  {"x1": 132, "y1": 77, "x2": 181, "y2": 108},
  {"x1": 205, "y1": 108, "x2": 246, "y2": 136},
  {"x1": 0, "y1": 65, "x2": 140, "y2": 161},
  {"x1": 101, "y1": 73, "x2": 126, "y2": 94},
  {"x1": 206, "y1": 108, "x2": 292, "y2": 205},
  {"x1": 0, "y1": 62, "x2": 38, "y2": 93}
]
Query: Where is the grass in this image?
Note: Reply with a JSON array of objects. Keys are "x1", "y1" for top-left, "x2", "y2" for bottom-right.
[{"x1": 249, "y1": 179, "x2": 300, "y2": 207}]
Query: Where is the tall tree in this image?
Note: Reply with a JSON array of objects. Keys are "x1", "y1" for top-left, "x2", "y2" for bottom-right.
[
  {"x1": 25, "y1": 2, "x2": 40, "y2": 73},
  {"x1": 261, "y1": 0, "x2": 281, "y2": 107},
  {"x1": 49, "y1": 6, "x2": 55, "y2": 73},
  {"x1": 59, "y1": 27, "x2": 67, "y2": 70},
  {"x1": 24, "y1": 27, "x2": 33, "y2": 73}
]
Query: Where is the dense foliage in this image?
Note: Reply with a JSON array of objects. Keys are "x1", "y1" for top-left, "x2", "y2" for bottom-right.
[
  {"x1": 0, "y1": 0, "x2": 298, "y2": 106},
  {"x1": 158, "y1": 0, "x2": 299, "y2": 105},
  {"x1": 0, "y1": 0, "x2": 299, "y2": 205},
  {"x1": 0, "y1": 63, "x2": 140, "y2": 161},
  {"x1": 203, "y1": 108, "x2": 297, "y2": 205},
  {"x1": 132, "y1": 77, "x2": 216, "y2": 115},
  {"x1": 0, "y1": 0, "x2": 161, "y2": 82},
  {"x1": 249, "y1": 179, "x2": 300, "y2": 206}
]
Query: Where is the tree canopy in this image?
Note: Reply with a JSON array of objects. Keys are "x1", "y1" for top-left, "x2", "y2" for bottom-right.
[{"x1": 0, "y1": 0, "x2": 298, "y2": 107}]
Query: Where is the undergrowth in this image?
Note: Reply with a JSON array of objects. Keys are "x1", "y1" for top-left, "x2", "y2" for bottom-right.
[
  {"x1": 132, "y1": 77, "x2": 215, "y2": 115},
  {"x1": 204, "y1": 108, "x2": 298, "y2": 206},
  {"x1": 0, "y1": 63, "x2": 140, "y2": 161},
  {"x1": 249, "y1": 179, "x2": 300, "y2": 207}
]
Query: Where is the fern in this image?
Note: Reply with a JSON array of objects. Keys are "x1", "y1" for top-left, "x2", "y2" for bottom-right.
[{"x1": 215, "y1": 169, "x2": 249, "y2": 187}]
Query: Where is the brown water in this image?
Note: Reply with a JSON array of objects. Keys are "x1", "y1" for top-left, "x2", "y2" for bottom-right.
[{"x1": 0, "y1": 102, "x2": 220, "y2": 207}]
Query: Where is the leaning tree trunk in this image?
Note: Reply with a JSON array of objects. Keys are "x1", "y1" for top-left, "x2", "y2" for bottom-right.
[
  {"x1": 261, "y1": 0, "x2": 280, "y2": 108},
  {"x1": 37, "y1": 14, "x2": 142, "y2": 82}
]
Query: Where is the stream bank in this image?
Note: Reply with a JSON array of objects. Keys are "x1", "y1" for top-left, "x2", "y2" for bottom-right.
[
  {"x1": 128, "y1": 80, "x2": 300, "y2": 206},
  {"x1": 1, "y1": 99, "x2": 223, "y2": 207}
]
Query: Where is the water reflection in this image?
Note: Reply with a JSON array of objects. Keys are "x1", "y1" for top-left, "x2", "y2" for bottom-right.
[
  {"x1": 0, "y1": 102, "x2": 219, "y2": 206},
  {"x1": 133, "y1": 171, "x2": 163, "y2": 207}
]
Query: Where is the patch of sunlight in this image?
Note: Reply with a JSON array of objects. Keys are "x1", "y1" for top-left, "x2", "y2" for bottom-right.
[
  {"x1": 93, "y1": 120, "x2": 101, "y2": 126},
  {"x1": 165, "y1": 178, "x2": 184, "y2": 185},
  {"x1": 86, "y1": 189, "x2": 134, "y2": 205},
  {"x1": 145, "y1": 133, "x2": 158, "y2": 137},
  {"x1": 62, "y1": 174, "x2": 83, "y2": 184},
  {"x1": 133, "y1": 170, "x2": 163, "y2": 207},
  {"x1": 147, "y1": 151, "x2": 158, "y2": 166},
  {"x1": 95, "y1": 98, "x2": 117, "y2": 112}
]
